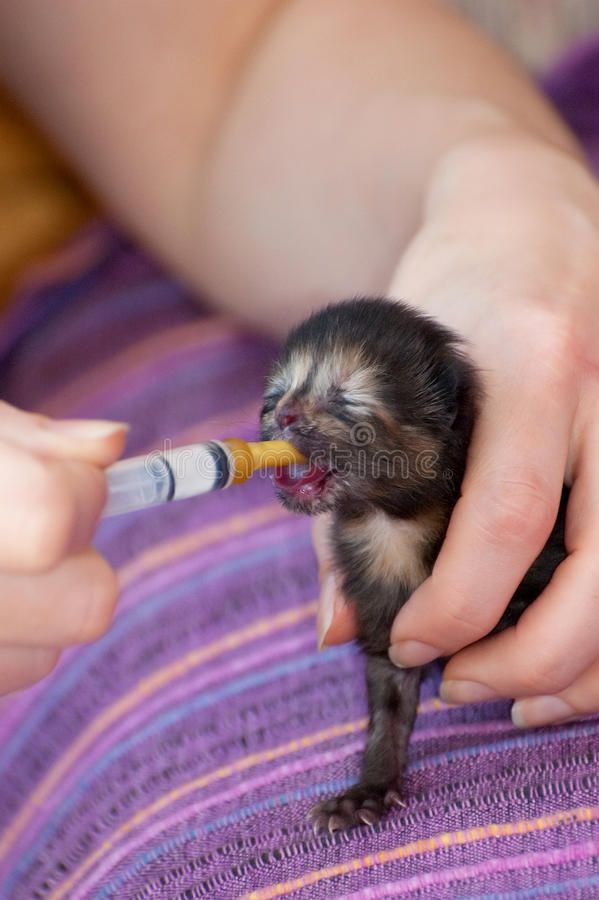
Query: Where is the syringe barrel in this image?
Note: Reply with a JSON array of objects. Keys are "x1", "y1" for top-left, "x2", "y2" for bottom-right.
[
  {"x1": 103, "y1": 443, "x2": 229, "y2": 517},
  {"x1": 103, "y1": 455, "x2": 173, "y2": 516}
]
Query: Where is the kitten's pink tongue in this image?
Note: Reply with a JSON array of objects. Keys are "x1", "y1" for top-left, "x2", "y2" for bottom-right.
[{"x1": 274, "y1": 463, "x2": 330, "y2": 498}]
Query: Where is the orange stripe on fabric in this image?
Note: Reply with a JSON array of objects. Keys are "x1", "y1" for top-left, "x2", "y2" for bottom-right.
[
  {"x1": 38, "y1": 690, "x2": 462, "y2": 897},
  {"x1": 242, "y1": 806, "x2": 599, "y2": 899},
  {"x1": 49, "y1": 717, "x2": 369, "y2": 900},
  {"x1": 418, "y1": 697, "x2": 452, "y2": 713},
  {"x1": 0, "y1": 602, "x2": 317, "y2": 866},
  {"x1": 42, "y1": 697, "x2": 457, "y2": 898},
  {"x1": 41, "y1": 317, "x2": 238, "y2": 415},
  {"x1": 119, "y1": 503, "x2": 287, "y2": 590}
]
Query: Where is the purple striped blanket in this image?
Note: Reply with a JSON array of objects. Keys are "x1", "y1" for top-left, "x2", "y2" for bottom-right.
[{"x1": 0, "y1": 40, "x2": 598, "y2": 900}]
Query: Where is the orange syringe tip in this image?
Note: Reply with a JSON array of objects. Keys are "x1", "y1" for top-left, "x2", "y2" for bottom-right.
[{"x1": 223, "y1": 439, "x2": 306, "y2": 484}]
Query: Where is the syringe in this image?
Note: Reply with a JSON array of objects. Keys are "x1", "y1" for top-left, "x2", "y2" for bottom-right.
[{"x1": 103, "y1": 438, "x2": 305, "y2": 517}]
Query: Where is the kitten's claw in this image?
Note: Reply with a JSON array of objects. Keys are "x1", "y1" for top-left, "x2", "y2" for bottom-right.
[
  {"x1": 384, "y1": 788, "x2": 406, "y2": 808},
  {"x1": 357, "y1": 808, "x2": 379, "y2": 828},
  {"x1": 328, "y1": 814, "x2": 346, "y2": 833},
  {"x1": 308, "y1": 784, "x2": 404, "y2": 833},
  {"x1": 310, "y1": 814, "x2": 330, "y2": 836}
]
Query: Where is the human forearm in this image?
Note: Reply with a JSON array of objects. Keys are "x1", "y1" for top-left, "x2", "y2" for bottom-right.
[
  {"x1": 190, "y1": 0, "x2": 584, "y2": 330},
  {"x1": 0, "y1": 0, "x2": 582, "y2": 331}
]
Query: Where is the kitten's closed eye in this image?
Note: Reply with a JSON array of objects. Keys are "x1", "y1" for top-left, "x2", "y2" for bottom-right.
[
  {"x1": 325, "y1": 392, "x2": 363, "y2": 425},
  {"x1": 260, "y1": 396, "x2": 279, "y2": 416}
]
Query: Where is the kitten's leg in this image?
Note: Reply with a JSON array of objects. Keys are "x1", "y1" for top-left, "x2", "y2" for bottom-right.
[
  {"x1": 309, "y1": 657, "x2": 421, "y2": 832},
  {"x1": 361, "y1": 657, "x2": 421, "y2": 798}
]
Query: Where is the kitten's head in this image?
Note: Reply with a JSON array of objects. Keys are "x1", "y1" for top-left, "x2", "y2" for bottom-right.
[{"x1": 260, "y1": 298, "x2": 479, "y2": 517}]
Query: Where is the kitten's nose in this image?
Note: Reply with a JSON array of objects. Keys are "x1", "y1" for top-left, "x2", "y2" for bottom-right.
[{"x1": 276, "y1": 403, "x2": 300, "y2": 429}]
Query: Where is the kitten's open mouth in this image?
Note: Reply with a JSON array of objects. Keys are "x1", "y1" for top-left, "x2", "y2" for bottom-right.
[{"x1": 273, "y1": 461, "x2": 334, "y2": 501}]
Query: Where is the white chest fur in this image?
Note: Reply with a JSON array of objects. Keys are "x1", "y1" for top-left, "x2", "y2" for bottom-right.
[{"x1": 343, "y1": 508, "x2": 441, "y2": 590}]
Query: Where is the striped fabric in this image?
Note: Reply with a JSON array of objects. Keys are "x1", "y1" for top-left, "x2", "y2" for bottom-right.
[{"x1": 1, "y1": 41, "x2": 599, "y2": 900}]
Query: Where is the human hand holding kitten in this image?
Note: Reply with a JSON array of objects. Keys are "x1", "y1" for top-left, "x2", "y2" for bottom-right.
[{"x1": 315, "y1": 133, "x2": 599, "y2": 735}]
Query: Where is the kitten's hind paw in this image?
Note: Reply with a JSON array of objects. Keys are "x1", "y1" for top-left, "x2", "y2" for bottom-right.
[{"x1": 308, "y1": 784, "x2": 406, "y2": 834}]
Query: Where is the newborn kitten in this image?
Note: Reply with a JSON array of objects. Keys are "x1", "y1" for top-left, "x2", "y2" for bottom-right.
[{"x1": 260, "y1": 297, "x2": 568, "y2": 832}]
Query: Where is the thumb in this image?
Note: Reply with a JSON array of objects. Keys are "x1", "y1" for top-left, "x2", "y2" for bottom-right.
[
  {"x1": 0, "y1": 401, "x2": 128, "y2": 467},
  {"x1": 312, "y1": 515, "x2": 358, "y2": 649},
  {"x1": 317, "y1": 572, "x2": 359, "y2": 648}
]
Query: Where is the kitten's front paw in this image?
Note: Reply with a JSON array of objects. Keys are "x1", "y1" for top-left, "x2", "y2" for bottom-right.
[{"x1": 308, "y1": 784, "x2": 405, "y2": 833}]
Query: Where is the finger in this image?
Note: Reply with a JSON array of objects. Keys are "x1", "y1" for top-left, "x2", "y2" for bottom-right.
[
  {"x1": 0, "y1": 440, "x2": 107, "y2": 572},
  {"x1": 312, "y1": 515, "x2": 334, "y2": 573},
  {"x1": 389, "y1": 352, "x2": 573, "y2": 668},
  {"x1": 313, "y1": 516, "x2": 359, "y2": 647},
  {"x1": 0, "y1": 645, "x2": 60, "y2": 696},
  {"x1": 440, "y1": 549, "x2": 599, "y2": 702},
  {"x1": 0, "y1": 549, "x2": 118, "y2": 647},
  {"x1": 0, "y1": 400, "x2": 128, "y2": 466},
  {"x1": 511, "y1": 658, "x2": 599, "y2": 728},
  {"x1": 317, "y1": 573, "x2": 359, "y2": 648},
  {"x1": 441, "y1": 416, "x2": 599, "y2": 701}
]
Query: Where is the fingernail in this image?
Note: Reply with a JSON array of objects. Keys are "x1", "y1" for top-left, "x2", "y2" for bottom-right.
[
  {"x1": 511, "y1": 696, "x2": 576, "y2": 729},
  {"x1": 388, "y1": 641, "x2": 440, "y2": 668},
  {"x1": 440, "y1": 680, "x2": 499, "y2": 704},
  {"x1": 317, "y1": 574, "x2": 336, "y2": 651},
  {"x1": 47, "y1": 419, "x2": 129, "y2": 439}
]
